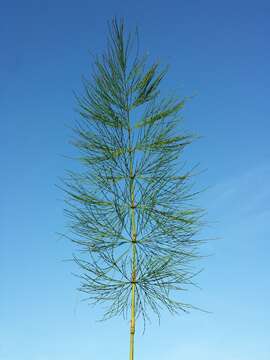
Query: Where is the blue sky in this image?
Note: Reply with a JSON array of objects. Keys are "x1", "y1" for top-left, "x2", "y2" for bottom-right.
[{"x1": 1, "y1": 0, "x2": 270, "y2": 359}]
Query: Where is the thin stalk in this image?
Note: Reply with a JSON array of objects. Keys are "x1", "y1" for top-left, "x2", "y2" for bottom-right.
[{"x1": 128, "y1": 126, "x2": 137, "y2": 360}]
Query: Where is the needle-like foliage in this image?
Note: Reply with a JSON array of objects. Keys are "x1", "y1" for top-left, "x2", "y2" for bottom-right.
[{"x1": 63, "y1": 18, "x2": 205, "y2": 359}]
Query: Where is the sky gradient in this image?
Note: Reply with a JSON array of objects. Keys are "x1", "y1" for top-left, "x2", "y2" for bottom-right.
[{"x1": 1, "y1": 1, "x2": 270, "y2": 359}]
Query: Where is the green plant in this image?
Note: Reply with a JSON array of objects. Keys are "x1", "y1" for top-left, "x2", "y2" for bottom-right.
[{"x1": 63, "y1": 18, "x2": 204, "y2": 360}]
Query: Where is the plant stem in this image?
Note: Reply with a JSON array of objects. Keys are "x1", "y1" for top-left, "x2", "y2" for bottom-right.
[{"x1": 129, "y1": 127, "x2": 136, "y2": 360}]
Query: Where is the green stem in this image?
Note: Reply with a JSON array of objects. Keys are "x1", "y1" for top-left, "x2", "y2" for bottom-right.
[{"x1": 128, "y1": 127, "x2": 136, "y2": 360}]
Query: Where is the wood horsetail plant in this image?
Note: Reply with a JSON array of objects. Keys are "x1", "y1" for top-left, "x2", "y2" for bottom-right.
[{"x1": 63, "y1": 18, "x2": 205, "y2": 360}]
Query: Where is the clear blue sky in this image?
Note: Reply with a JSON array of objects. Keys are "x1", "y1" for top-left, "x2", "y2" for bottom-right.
[{"x1": 1, "y1": 1, "x2": 270, "y2": 359}]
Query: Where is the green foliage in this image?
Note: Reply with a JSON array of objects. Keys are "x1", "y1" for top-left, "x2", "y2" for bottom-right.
[{"x1": 63, "y1": 18, "x2": 204, "y2": 326}]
